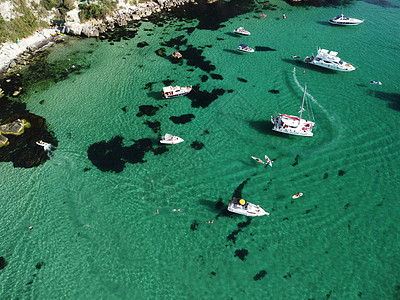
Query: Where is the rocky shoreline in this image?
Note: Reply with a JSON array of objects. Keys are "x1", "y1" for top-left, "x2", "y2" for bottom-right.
[{"x1": 0, "y1": 0, "x2": 195, "y2": 75}]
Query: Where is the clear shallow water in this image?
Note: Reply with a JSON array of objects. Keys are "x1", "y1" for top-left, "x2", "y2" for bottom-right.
[{"x1": 1, "y1": 0, "x2": 400, "y2": 298}]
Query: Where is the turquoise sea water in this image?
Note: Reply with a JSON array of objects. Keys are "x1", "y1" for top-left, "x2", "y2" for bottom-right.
[{"x1": 1, "y1": 0, "x2": 400, "y2": 298}]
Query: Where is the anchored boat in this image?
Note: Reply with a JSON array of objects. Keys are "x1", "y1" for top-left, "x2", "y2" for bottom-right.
[
  {"x1": 233, "y1": 27, "x2": 251, "y2": 36},
  {"x1": 161, "y1": 85, "x2": 192, "y2": 99},
  {"x1": 160, "y1": 134, "x2": 184, "y2": 145},
  {"x1": 237, "y1": 43, "x2": 254, "y2": 53},
  {"x1": 227, "y1": 197, "x2": 269, "y2": 217},
  {"x1": 271, "y1": 84, "x2": 315, "y2": 137},
  {"x1": 329, "y1": 14, "x2": 364, "y2": 26},
  {"x1": 304, "y1": 48, "x2": 355, "y2": 71}
]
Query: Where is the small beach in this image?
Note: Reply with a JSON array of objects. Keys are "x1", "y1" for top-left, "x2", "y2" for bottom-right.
[{"x1": 1, "y1": 0, "x2": 400, "y2": 298}]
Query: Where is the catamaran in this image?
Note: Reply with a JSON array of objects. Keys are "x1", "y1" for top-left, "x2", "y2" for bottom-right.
[{"x1": 271, "y1": 84, "x2": 315, "y2": 137}]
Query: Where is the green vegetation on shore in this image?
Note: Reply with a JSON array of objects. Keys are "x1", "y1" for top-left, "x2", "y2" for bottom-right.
[
  {"x1": 0, "y1": 0, "x2": 48, "y2": 43},
  {"x1": 78, "y1": 0, "x2": 117, "y2": 22},
  {"x1": 0, "y1": 0, "x2": 75, "y2": 43}
]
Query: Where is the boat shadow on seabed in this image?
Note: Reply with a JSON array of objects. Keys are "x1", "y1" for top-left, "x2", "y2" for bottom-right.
[{"x1": 248, "y1": 120, "x2": 290, "y2": 137}]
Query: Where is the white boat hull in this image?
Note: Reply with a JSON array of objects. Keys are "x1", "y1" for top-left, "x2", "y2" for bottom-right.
[
  {"x1": 271, "y1": 115, "x2": 314, "y2": 137},
  {"x1": 233, "y1": 28, "x2": 251, "y2": 36},
  {"x1": 160, "y1": 134, "x2": 184, "y2": 144},
  {"x1": 304, "y1": 58, "x2": 355, "y2": 71},
  {"x1": 329, "y1": 15, "x2": 364, "y2": 26},
  {"x1": 227, "y1": 199, "x2": 269, "y2": 217},
  {"x1": 304, "y1": 48, "x2": 355, "y2": 72}
]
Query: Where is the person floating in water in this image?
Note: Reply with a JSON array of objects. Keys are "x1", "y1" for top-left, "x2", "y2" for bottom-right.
[{"x1": 283, "y1": 14, "x2": 286, "y2": 19}]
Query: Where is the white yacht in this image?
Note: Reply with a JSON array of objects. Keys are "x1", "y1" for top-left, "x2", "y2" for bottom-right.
[
  {"x1": 271, "y1": 84, "x2": 315, "y2": 137},
  {"x1": 304, "y1": 48, "x2": 355, "y2": 71},
  {"x1": 237, "y1": 44, "x2": 254, "y2": 53},
  {"x1": 227, "y1": 197, "x2": 269, "y2": 217},
  {"x1": 161, "y1": 85, "x2": 192, "y2": 99},
  {"x1": 160, "y1": 134, "x2": 184, "y2": 145},
  {"x1": 233, "y1": 27, "x2": 251, "y2": 36},
  {"x1": 329, "y1": 14, "x2": 364, "y2": 26}
]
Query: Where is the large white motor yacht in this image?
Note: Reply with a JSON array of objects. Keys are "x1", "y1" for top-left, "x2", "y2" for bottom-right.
[
  {"x1": 329, "y1": 14, "x2": 364, "y2": 26},
  {"x1": 304, "y1": 48, "x2": 355, "y2": 71}
]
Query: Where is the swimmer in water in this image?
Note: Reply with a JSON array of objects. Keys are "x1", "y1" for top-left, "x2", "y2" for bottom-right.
[
  {"x1": 173, "y1": 209, "x2": 183, "y2": 212},
  {"x1": 28, "y1": 226, "x2": 33, "y2": 230}
]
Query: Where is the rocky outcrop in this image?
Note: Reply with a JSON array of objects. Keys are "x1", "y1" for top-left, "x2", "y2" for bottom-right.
[{"x1": 64, "y1": 0, "x2": 195, "y2": 38}]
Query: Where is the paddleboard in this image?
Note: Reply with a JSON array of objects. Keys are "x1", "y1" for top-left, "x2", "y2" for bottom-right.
[
  {"x1": 251, "y1": 156, "x2": 265, "y2": 164},
  {"x1": 264, "y1": 155, "x2": 273, "y2": 167},
  {"x1": 292, "y1": 193, "x2": 303, "y2": 199}
]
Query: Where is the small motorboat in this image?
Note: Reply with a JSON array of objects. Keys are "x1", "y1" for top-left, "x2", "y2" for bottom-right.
[
  {"x1": 36, "y1": 140, "x2": 52, "y2": 151},
  {"x1": 251, "y1": 156, "x2": 265, "y2": 165},
  {"x1": 233, "y1": 27, "x2": 251, "y2": 36},
  {"x1": 160, "y1": 134, "x2": 184, "y2": 145},
  {"x1": 259, "y1": 14, "x2": 266, "y2": 18},
  {"x1": 265, "y1": 155, "x2": 273, "y2": 167},
  {"x1": 161, "y1": 85, "x2": 192, "y2": 99},
  {"x1": 370, "y1": 81, "x2": 382, "y2": 85},
  {"x1": 227, "y1": 197, "x2": 269, "y2": 217},
  {"x1": 237, "y1": 43, "x2": 254, "y2": 53},
  {"x1": 292, "y1": 193, "x2": 303, "y2": 199},
  {"x1": 329, "y1": 14, "x2": 364, "y2": 26}
]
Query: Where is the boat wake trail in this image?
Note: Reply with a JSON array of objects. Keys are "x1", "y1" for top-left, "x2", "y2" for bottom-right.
[
  {"x1": 292, "y1": 69, "x2": 331, "y2": 121},
  {"x1": 292, "y1": 69, "x2": 344, "y2": 152}
]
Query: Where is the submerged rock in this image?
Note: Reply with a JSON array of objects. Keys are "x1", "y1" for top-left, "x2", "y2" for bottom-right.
[{"x1": 0, "y1": 256, "x2": 7, "y2": 270}]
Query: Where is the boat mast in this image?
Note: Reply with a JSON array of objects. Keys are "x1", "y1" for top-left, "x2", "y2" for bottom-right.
[{"x1": 299, "y1": 84, "x2": 307, "y2": 121}]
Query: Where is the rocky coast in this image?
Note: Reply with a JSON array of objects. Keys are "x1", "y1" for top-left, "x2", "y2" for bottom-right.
[{"x1": 0, "y1": 0, "x2": 194, "y2": 75}]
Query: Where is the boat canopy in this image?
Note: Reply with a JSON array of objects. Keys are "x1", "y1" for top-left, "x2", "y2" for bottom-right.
[
  {"x1": 163, "y1": 86, "x2": 178, "y2": 93},
  {"x1": 280, "y1": 114, "x2": 301, "y2": 127},
  {"x1": 239, "y1": 43, "x2": 248, "y2": 47}
]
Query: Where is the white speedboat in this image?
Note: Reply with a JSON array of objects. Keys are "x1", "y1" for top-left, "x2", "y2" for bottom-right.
[
  {"x1": 36, "y1": 140, "x2": 52, "y2": 151},
  {"x1": 160, "y1": 134, "x2": 184, "y2": 145},
  {"x1": 329, "y1": 14, "x2": 364, "y2": 26},
  {"x1": 271, "y1": 84, "x2": 315, "y2": 137},
  {"x1": 227, "y1": 198, "x2": 269, "y2": 217},
  {"x1": 304, "y1": 48, "x2": 355, "y2": 71},
  {"x1": 233, "y1": 27, "x2": 251, "y2": 36},
  {"x1": 161, "y1": 85, "x2": 192, "y2": 99},
  {"x1": 237, "y1": 43, "x2": 254, "y2": 53}
]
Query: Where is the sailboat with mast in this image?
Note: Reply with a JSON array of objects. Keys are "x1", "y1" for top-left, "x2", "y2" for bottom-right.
[{"x1": 270, "y1": 84, "x2": 315, "y2": 137}]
